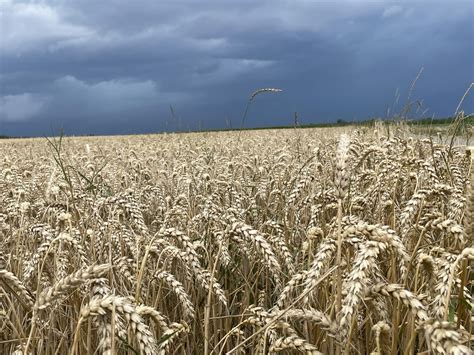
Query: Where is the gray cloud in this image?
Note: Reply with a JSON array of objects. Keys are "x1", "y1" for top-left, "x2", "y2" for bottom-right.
[
  {"x1": 381, "y1": 5, "x2": 404, "y2": 18},
  {"x1": 1, "y1": 0, "x2": 472, "y2": 136},
  {"x1": 0, "y1": 93, "x2": 47, "y2": 121},
  {"x1": 0, "y1": 0, "x2": 92, "y2": 54},
  {"x1": 51, "y1": 76, "x2": 167, "y2": 114}
]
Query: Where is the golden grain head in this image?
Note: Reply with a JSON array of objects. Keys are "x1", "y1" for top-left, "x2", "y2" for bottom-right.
[{"x1": 0, "y1": 126, "x2": 471, "y2": 354}]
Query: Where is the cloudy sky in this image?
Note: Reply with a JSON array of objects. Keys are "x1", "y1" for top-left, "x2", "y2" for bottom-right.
[{"x1": 0, "y1": 0, "x2": 473, "y2": 136}]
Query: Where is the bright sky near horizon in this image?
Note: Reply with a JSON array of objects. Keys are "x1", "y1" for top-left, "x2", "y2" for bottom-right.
[{"x1": 0, "y1": 0, "x2": 473, "y2": 136}]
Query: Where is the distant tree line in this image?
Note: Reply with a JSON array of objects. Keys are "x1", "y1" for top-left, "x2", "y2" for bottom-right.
[{"x1": 0, "y1": 115, "x2": 471, "y2": 138}]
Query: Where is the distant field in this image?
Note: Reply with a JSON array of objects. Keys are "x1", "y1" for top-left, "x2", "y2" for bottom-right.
[{"x1": 0, "y1": 126, "x2": 472, "y2": 354}]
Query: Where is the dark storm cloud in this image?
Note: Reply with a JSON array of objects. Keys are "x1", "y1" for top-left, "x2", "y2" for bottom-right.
[{"x1": 0, "y1": 0, "x2": 472, "y2": 136}]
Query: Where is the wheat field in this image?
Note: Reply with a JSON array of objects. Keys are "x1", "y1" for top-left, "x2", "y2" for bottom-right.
[{"x1": 0, "y1": 125, "x2": 472, "y2": 354}]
